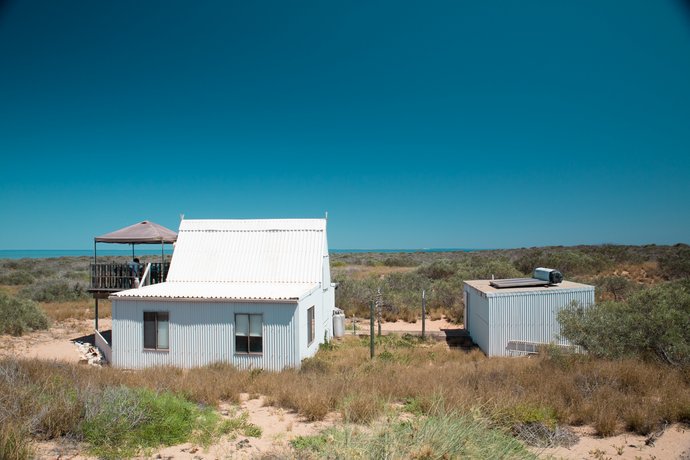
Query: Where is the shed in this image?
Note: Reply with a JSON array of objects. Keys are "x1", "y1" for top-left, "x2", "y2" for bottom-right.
[
  {"x1": 108, "y1": 218, "x2": 335, "y2": 370},
  {"x1": 463, "y1": 279, "x2": 594, "y2": 356}
]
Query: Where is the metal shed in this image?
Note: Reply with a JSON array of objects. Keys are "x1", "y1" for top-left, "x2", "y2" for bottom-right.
[
  {"x1": 108, "y1": 218, "x2": 335, "y2": 370},
  {"x1": 463, "y1": 279, "x2": 594, "y2": 357}
]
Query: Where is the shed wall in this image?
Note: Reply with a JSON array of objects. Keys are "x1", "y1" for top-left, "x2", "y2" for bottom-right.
[
  {"x1": 465, "y1": 286, "x2": 491, "y2": 354},
  {"x1": 464, "y1": 285, "x2": 594, "y2": 357},
  {"x1": 111, "y1": 300, "x2": 299, "y2": 370}
]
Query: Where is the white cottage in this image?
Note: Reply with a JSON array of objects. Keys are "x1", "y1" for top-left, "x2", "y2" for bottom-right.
[{"x1": 109, "y1": 218, "x2": 335, "y2": 370}]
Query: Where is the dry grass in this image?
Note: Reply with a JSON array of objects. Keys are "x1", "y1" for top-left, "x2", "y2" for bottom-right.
[
  {"x1": 2, "y1": 336, "x2": 690, "y2": 458},
  {"x1": 38, "y1": 299, "x2": 111, "y2": 322},
  {"x1": 332, "y1": 265, "x2": 417, "y2": 281},
  {"x1": 78, "y1": 337, "x2": 690, "y2": 435}
]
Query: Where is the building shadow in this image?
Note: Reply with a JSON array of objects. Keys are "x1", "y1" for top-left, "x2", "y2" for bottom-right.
[
  {"x1": 71, "y1": 330, "x2": 112, "y2": 346},
  {"x1": 441, "y1": 327, "x2": 475, "y2": 349}
]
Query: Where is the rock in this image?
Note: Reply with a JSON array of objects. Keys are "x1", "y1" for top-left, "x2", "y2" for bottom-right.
[{"x1": 220, "y1": 410, "x2": 229, "y2": 416}]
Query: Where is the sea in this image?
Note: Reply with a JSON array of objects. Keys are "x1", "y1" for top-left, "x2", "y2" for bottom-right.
[{"x1": 0, "y1": 248, "x2": 479, "y2": 259}]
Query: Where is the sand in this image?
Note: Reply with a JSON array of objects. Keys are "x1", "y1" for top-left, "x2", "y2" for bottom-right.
[
  {"x1": 533, "y1": 424, "x2": 690, "y2": 459},
  {"x1": 0, "y1": 318, "x2": 111, "y2": 362}
]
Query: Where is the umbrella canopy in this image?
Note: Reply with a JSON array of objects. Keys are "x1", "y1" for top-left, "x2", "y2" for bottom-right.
[{"x1": 95, "y1": 221, "x2": 177, "y2": 244}]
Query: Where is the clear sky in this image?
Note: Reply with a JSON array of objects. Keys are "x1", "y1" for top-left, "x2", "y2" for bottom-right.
[{"x1": 1, "y1": 1, "x2": 689, "y2": 250}]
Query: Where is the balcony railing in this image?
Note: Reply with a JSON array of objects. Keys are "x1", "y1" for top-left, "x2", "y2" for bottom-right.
[{"x1": 90, "y1": 262, "x2": 170, "y2": 292}]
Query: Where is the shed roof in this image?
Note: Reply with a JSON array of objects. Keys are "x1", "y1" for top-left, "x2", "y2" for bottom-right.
[
  {"x1": 166, "y1": 218, "x2": 327, "y2": 284},
  {"x1": 464, "y1": 279, "x2": 593, "y2": 296},
  {"x1": 113, "y1": 281, "x2": 318, "y2": 302}
]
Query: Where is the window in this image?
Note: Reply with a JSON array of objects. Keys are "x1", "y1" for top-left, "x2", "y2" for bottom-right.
[
  {"x1": 236, "y1": 314, "x2": 262, "y2": 354},
  {"x1": 143, "y1": 311, "x2": 169, "y2": 350},
  {"x1": 307, "y1": 306, "x2": 315, "y2": 345}
]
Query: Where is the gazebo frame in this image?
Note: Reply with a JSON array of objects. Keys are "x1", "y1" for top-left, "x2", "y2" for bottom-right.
[{"x1": 90, "y1": 220, "x2": 177, "y2": 330}]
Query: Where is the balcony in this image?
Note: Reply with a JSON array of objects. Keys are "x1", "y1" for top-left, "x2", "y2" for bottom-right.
[{"x1": 89, "y1": 262, "x2": 170, "y2": 298}]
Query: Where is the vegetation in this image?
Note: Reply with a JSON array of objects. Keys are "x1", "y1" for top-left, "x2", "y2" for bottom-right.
[
  {"x1": 332, "y1": 244, "x2": 685, "y2": 322},
  {"x1": 291, "y1": 408, "x2": 536, "y2": 459},
  {"x1": 0, "y1": 360, "x2": 261, "y2": 459},
  {"x1": 1, "y1": 245, "x2": 689, "y2": 457},
  {"x1": 0, "y1": 292, "x2": 49, "y2": 336},
  {"x1": 558, "y1": 280, "x2": 690, "y2": 368}
]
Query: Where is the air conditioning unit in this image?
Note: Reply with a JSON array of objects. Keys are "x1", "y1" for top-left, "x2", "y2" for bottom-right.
[{"x1": 532, "y1": 267, "x2": 563, "y2": 284}]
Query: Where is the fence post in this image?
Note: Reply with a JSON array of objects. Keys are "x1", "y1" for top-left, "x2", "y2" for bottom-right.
[
  {"x1": 422, "y1": 289, "x2": 426, "y2": 340},
  {"x1": 370, "y1": 300, "x2": 375, "y2": 359}
]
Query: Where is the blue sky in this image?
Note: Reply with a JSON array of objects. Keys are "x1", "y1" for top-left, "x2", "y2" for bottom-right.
[{"x1": 1, "y1": 1, "x2": 689, "y2": 249}]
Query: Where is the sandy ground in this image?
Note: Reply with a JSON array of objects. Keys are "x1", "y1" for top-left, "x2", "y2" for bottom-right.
[
  {"x1": 7, "y1": 320, "x2": 690, "y2": 459},
  {"x1": 0, "y1": 318, "x2": 111, "y2": 362},
  {"x1": 347, "y1": 316, "x2": 462, "y2": 335},
  {"x1": 533, "y1": 424, "x2": 690, "y2": 459},
  {"x1": 151, "y1": 394, "x2": 338, "y2": 459}
]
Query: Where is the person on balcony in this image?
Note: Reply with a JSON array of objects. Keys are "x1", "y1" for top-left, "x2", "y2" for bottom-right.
[{"x1": 129, "y1": 258, "x2": 141, "y2": 288}]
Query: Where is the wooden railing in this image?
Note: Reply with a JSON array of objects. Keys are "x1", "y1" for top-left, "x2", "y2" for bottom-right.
[{"x1": 90, "y1": 262, "x2": 170, "y2": 291}]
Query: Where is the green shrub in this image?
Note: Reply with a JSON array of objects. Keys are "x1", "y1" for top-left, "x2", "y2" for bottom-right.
[
  {"x1": 0, "y1": 270, "x2": 35, "y2": 286},
  {"x1": 293, "y1": 410, "x2": 535, "y2": 459},
  {"x1": 558, "y1": 282, "x2": 690, "y2": 367},
  {"x1": 82, "y1": 386, "x2": 219, "y2": 459},
  {"x1": 595, "y1": 276, "x2": 637, "y2": 301},
  {"x1": 658, "y1": 247, "x2": 690, "y2": 280},
  {"x1": 0, "y1": 292, "x2": 49, "y2": 336},
  {"x1": 21, "y1": 279, "x2": 89, "y2": 302}
]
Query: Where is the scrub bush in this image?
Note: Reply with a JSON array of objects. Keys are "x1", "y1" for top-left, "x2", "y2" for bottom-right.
[
  {"x1": 0, "y1": 292, "x2": 49, "y2": 336},
  {"x1": 558, "y1": 281, "x2": 690, "y2": 367},
  {"x1": 21, "y1": 279, "x2": 88, "y2": 302}
]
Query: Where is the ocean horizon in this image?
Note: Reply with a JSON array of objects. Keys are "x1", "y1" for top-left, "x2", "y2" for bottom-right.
[{"x1": 0, "y1": 248, "x2": 483, "y2": 260}]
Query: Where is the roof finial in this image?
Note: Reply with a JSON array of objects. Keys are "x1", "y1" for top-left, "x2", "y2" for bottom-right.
[
  {"x1": 325, "y1": 211, "x2": 328, "y2": 221},
  {"x1": 180, "y1": 213, "x2": 185, "y2": 221}
]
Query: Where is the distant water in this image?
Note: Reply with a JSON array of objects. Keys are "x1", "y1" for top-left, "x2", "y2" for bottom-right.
[
  {"x1": 0, "y1": 248, "x2": 479, "y2": 259},
  {"x1": 0, "y1": 249, "x2": 174, "y2": 259}
]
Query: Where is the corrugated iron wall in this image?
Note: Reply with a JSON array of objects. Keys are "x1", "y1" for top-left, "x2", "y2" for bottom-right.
[
  {"x1": 464, "y1": 285, "x2": 594, "y2": 357},
  {"x1": 488, "y1": 288, "x2": 594, "y2": 356},
  {"x1": 465, "y1": 285, "x2": 490, "y2": 354},
  {"x1": 112, "y1": 300, "x2": 299, "y2": 370}
]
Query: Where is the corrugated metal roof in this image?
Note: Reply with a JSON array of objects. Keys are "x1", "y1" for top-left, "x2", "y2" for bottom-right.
[
  {"x1": 167, "y1": 218, "x2": 327, "y2": 283},
  {"x1": 464, "y1": 279, "x2": 593, "y2": 296},
  {"x1": 113, "y1": 282, "x2": 318, "y2": 301}
]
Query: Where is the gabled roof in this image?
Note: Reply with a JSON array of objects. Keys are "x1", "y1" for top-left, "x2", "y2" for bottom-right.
[
  {"x1": 113, "y1": 218, "x2": 328, "y2": 302},
  {"x1": 166, "y1": 219, "x2": 327, "y2": 284}
]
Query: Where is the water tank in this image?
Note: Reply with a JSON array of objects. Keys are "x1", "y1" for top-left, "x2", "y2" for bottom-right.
[
  {"x1": 533, "y1": 267, "x2": 563, "y2": 284},
  {"x1": 332, "y1": 308, "x2": 345, "y2": 338}
]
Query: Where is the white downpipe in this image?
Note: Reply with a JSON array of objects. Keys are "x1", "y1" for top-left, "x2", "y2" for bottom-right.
[{"x1": 139, "y1": 263, "x2": 152, "y2": 287}]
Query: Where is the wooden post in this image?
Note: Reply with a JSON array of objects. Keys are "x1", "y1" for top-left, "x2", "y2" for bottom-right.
[
  {"x1": 422, "y1": 289, "x2": 426, "y2": 340},
  {"x1": 95, "y1": 298, "x2": 99, "y2": 331},
  {"x1": 376, "y1": 287, "x2": 382, "y2": 337},
  {"x1": 370, "y1": 301, "x2": 375, "y2": 359}
]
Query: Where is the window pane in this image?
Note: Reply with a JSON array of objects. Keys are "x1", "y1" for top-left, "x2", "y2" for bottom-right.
[
  {"x1": 249, "y1": 336, "x2": 263, "y2": 353},
  {"x1": 157, "y1": 312, "x2": 169, "y2": 349},
  {"x1": 236, "y1": 335, "x2": 249, "y2": 353},
  {"x1": 143, "y1": 312, "x2": 156, "y2": 349},
  {"x1": 236, "y1": 314, "x2": 249, "y2": 336},
  {"x1": 249, "y1": 315, "x2": 262, "y2": 337},
  {"x1": 307, "y1": 307, "x2": 314, "y2": 344}
]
